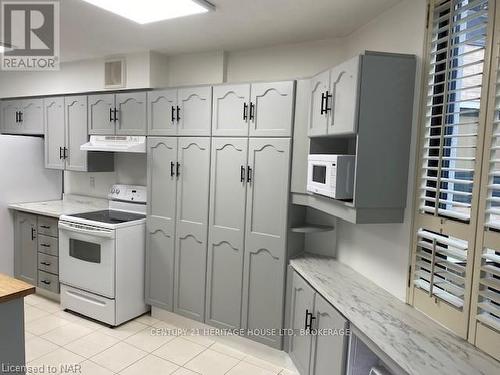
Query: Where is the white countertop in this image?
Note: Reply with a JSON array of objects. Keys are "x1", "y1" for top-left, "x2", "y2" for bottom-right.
[
  {"x1": 8, "y1": 194, "x2": 108, "y2": 218},
  {"x1": 290, "y1": 254, "x2": 500, "y2": 375}
]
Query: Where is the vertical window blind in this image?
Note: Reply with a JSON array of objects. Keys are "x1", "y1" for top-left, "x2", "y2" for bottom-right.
[
  {"x1": 485, "y1": 65, "x2": 500, "y2": 229},
  {"x1": 420, "y1": 0, "x2": 489, "y2": 222}
]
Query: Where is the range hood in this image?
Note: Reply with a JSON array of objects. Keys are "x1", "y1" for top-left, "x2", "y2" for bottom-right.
[{"x1": 81, "y1": 136, "x2": 146, "y2": 153}]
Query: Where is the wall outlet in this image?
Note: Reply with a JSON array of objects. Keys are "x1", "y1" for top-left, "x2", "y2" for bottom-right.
[{"x1": 90, "y1": 176, "x2": 95, "y2": 189}]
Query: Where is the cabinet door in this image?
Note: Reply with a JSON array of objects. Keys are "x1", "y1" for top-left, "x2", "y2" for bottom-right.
[
  {"x1": 146, "y1": 137, "x2": 178, "y2": 310},
  {"x1": 328, "y1": 55, "x2": 361, "y2": 135},
  {"x1": 311, "y1": 295, "x2": 348, "y2": 375},
  {"x1": 14, "y1": 212, "x2": 37, "y2": 285},
  {"x1": 88, "y1": 94, "x2": 115, "y2": 135},
  {"x1": 242, "y1": 138, "x2": 291, "y2": 349},
  {"x1": 177, "y1": 86, "x2": 212, "y2": 136},
  {"x1": 65, "y1": 96, "x2": 88, "y2": 171},
  {"x1": 1, "y1": 100, "x2": 21, "y2": 134},
  {"x1": 20, "y1": 99, "x2": 44, "y2": 134},
  {"x1": 44, "y1": 97, "x2": 65, "y2": 170},
  {"x1": 174, "y1": 137, "x2": 211, "y2": 321},
  {"x1": 249, "y1": 81, "x2": 295, "y2": 137},
  {"x1": 289, "y1": 272, "x2": 315, "y2": 375},
  {"x1": 116, "y1": 92, "x2": 147, "y2": 135},
  {"x1": 148, "y1": 90, "x2": 177, "y2": 136},
  {"x1": 212, "y1": 84, "x2": 250, "y2": 137},
  {"x1": 308, "y1": 70, "x2": 330, "y2": 137},
  {"x1": 206, "y1": 138, "x2": 248, "y2": 330}
]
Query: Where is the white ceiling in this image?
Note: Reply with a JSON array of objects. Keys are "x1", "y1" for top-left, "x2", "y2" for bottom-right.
[{"x1": 60, "y1": 0, "x2": 402, "y2": 62}]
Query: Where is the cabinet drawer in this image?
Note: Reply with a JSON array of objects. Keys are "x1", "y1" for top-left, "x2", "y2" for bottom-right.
[
  {"x1": 60, "y1": 284, "x2": 116, "y2": 325},
  {"x1": 38, "y1": 270, "x2": 60, "y2": 293},
  {"x1": 38, "y1": 217, "x2": 59, "y2": 237},
  {"x1": 38, "y1": 253, "x2": 58, "y2": 275},
  {"x1": 38, "y1": 235, "x2": 58, "y2": 256}
]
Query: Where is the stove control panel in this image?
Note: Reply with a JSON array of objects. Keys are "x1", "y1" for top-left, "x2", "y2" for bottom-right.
[{"x1": 109, "y1": 184, "x2": 147, "y2": 204}]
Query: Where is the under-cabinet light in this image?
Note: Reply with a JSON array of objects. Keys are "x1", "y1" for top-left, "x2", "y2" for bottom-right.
[{"x1": 80, "y1": 0, "x2": 214, "y2": 24}]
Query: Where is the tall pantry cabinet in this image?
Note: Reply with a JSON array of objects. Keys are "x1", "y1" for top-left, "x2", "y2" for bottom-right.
[{"x1": 146, "y1": 81, "x2": 295, "y2": 349}]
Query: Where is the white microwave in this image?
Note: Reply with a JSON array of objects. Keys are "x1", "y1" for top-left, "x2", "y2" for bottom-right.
[{"x1": 307, "y1": 154, "x2": 355, "y2": 199}]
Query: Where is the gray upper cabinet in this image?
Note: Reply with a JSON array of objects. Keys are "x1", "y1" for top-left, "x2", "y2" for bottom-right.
[
  {"x1": 45, "y1": 96, "x2": 112, "y2": 172},
  {"x1": 146, "y1": 137, "x2": 178, "y2": 310},
  {"x1": 288, "y1": 270, "x2": 349, "y2": 375},
  {"x1": 177, "y1": 86, "x2": 212, "y2": 136},
  {"x1": 206, "y1": 138, "x2": 248, "y2": 330},
  {"x1": 1, "y1": 99, "x2": 43, "y2": 135},
  {"x1": 289, "y1": 272, "x2": 315, "y2": 375},
  {"x1": 212, "y1": 82, "x2": 294, "y2": 137},
  {"x1": 249, "y1": 81, "x2": 295, "y2": 137},
  {"x1": 65, "y1": 96, "x2": 89, "y2": 171},
  {"x1": 311, "y1": 295, "x2": 348, "y2": 375},
  {"x1": 88, "y1": 94, "x2": 115, "y2": 135},
  {"x1": 308, "y1": 70, "x2": 330, "y2": 137},
  {"x1": 242, "y1": 137, "x2": 291, "y2": 349},
  {"x1": 212, "y1": 84, "x2": 251, "y2": 137},
  {"x1": 14, "y1": 212, "x2": 37, "y2": 285},
  {"x1": 44, "y1": 97, "x2": 66, "y2": 170},
  {"x1": 148, "y1": 89, "x2": 177, "y2": 136},
  {"x1": 328, "y1": 55, "x2": 360, "y2": 136},
  {"x1": 20, "y1": 99, "x2": 44, "y2": 134},
  {"x1": 1, "y1": 100, "x2": 21, "y2": 134},
  {"x1": 174, "y1": 137, "x2": 211, "y2": 322},
  {"x1": 115, "y1": 92, "x2": 147, "y2": 135}
]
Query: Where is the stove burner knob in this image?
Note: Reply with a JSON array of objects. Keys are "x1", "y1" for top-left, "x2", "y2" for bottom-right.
[
  {"x1": 116, "y1": 188, "x2": 120, "y2": 194},
  {"x1": 111, "y1": 188, "x2": 116, "y2": 194}
]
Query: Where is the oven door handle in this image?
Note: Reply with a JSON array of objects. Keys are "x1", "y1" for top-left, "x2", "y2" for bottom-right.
[{"x1": 58, "y1": 222, "x2": 114, "y2": 239}]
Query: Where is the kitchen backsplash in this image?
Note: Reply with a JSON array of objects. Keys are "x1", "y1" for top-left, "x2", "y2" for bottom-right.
[{"x1": 64, "y1": 153, "x2": 147, "y2": 198}]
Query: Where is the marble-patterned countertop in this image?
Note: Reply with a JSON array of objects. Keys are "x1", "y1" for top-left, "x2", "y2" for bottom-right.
[
  {"x1": 8, "y1": 194, "x2": 108, "y2": 218},
  {"x1": 290, "y1": 254, "x2": 500, "y2": 375}
]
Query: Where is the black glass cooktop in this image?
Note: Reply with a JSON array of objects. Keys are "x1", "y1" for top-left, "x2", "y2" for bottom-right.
[{"x1": 71, "y1": 210, "x2": 145, "y2": 224}]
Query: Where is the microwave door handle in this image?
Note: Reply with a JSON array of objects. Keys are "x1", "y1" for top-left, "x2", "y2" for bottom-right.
[{"x1": 58, "y1": 222, "x2": 114, "y2": 239}]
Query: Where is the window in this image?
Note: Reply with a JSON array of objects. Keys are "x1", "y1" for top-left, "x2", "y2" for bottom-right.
[
  {"x1": 410, "y1": 0, "x2": 492, "y2": 340},
  {"x1": 420, "y1": 0, "x2": 488, "y2": 222}
]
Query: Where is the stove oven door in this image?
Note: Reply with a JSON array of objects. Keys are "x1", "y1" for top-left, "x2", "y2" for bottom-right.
[{"x1": 59, "y1": 221, "x2": 116, "y2": 298}]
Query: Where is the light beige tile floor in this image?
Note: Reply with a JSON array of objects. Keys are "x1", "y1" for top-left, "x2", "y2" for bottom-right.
[{"x1": 23, "y1": 293, "x2": 299, "y2": 375}]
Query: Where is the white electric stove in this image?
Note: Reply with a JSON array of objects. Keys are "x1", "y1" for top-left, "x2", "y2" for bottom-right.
[{"x1": 58, "y1": 184, "x2": 148, "y2": 326}]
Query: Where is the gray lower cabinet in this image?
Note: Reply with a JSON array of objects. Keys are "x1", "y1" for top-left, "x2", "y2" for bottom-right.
[
  {"x1": 14, "y1": 212, "x2": 60, "y2": 292},
  {"x1": 14, "y1": 212, "x2": 38, "y2": 285},
  {"x1": 205, "y1": 138, "x2": 248, "y2": 329},
  {"x1": 289, "y1": 272, "x2": 315, "y2": 375},
  {"x1": 174, "y1": 137, "x2": 211, "y2": 321},
  {"x1": 289, "y1": 270, "x2": 349, "y2": 375},
  {"x1": 145, "y1": 137, "x2": 211, "y2": 322},
  {"x1": 146, "y1": 137, "x2": 178, "y2": 310},
  {"x1": 242, "y1": 137, "x2": 291, "y2": 349}
]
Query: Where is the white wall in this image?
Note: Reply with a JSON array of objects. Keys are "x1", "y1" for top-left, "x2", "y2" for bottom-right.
[
  {"x1": 336, "y1": 0, "x2": 426, "y2": 300},
  {"x1": 0, "y1": 51, "x2": 168, "y2": 97},
  {"x1": 166, "y1": 50, "x2": 226, "y2": 86},
  {"x1": 0, "y1": 136, "x2": 61, "y2": 276}
]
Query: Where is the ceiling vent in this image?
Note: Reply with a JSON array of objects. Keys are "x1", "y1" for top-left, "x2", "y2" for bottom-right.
[{"x1": 105, "y1": 58, "x2": 126, "y2": 89}]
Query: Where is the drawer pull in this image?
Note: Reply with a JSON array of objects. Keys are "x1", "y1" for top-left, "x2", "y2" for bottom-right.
[
  {"x1": 40, "y1": 262, "x2": 51, "y2": 266},
  {"x1": 40, "y1": 244, "x2": 51, "y2": 248},
  {"x1": 40, "y1": 280, "x2": 51, "y2": 285},
  {"x1": 40, "y1": 225, "x2": 51, "y2": 229}
]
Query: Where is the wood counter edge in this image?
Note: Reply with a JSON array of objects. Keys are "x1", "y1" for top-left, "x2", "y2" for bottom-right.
[{"x1": 0, "y1": 273, "x2": 36, "y2": 303}]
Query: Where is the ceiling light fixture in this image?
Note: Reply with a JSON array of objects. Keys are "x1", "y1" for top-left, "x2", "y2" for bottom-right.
[{"x1": 80, "y1": 0, "x2": 214, "y2": 24}]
